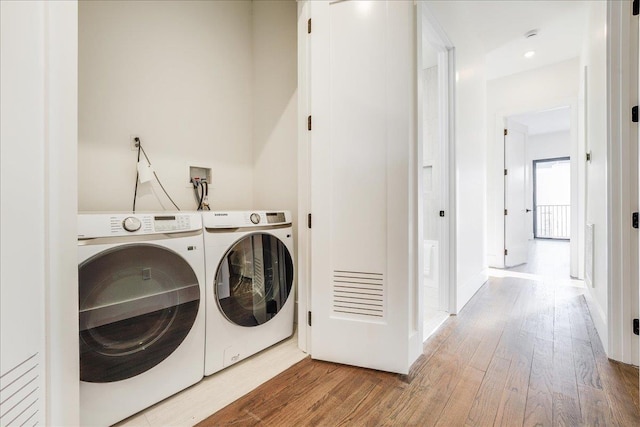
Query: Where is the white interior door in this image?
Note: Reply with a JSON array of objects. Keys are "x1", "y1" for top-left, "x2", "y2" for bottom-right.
[
  {"x1": 308, "y1": 0, "x2": 419, "y2": 375},
  {"x1": 504, "y1": 120, "x2": 529, "y2": 267}
]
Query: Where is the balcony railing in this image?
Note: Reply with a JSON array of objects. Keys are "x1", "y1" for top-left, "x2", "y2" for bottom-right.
[{"x1": 535, "y1": 205, "x2": 570, "y2": 239}]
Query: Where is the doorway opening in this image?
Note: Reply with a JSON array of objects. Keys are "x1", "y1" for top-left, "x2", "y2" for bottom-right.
[
  {"x1": 503, "y1": 106, "x2": 578, "y2": 280},
  {"x1": 419, "y1": 7, "x2": 454, "y2": 342},
  {"x1": 533, "y1": 157, "x2": 571, "y2": 240}
]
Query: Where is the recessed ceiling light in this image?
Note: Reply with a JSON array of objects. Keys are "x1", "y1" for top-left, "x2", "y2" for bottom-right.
[{"x1": 524, "y1": 50, "x2": 536, "y2": 58}]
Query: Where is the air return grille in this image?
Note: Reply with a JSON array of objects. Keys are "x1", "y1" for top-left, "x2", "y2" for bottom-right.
[
  {"x1": 332, "y1": 270, "x2": 385, "y2": 319},
  {"x1": 0, "y1": 353, "x2": 41, "y2": 426}
]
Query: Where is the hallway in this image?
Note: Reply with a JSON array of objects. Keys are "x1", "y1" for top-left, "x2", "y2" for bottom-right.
[{"x1": 198, "y1": 274, "x2": 639, "y2": 426}]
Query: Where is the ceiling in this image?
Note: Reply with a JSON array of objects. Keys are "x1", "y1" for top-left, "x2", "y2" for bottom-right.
[
  {"x1": 423, "y1": 1, "x2": 590, "y2": 134},
  {"x1": 426, "y1": 0, "x2": 591, "y2": 80}
]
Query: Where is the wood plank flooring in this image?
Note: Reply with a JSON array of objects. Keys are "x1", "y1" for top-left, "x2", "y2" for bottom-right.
[{"x1": 198, "y1": 276, "x2": 639, "y2": 426}]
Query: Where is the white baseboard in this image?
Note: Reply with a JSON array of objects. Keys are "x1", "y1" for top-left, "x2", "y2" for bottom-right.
[
  {"x1": 456, "y1": 269, "x2": 489, "y2": 313},
  {"x1": 582, "y1": 287, "x2": 608, "y2": 356},
  {"x1": 487, "y1": 254, "x2": 504, "y2": 269}
]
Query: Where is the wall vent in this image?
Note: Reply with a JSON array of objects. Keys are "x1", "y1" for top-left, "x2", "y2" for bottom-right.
[
  {"x1": 332, "y1": 270, "x2": 385, "y2": 319},
  {"x1": 0, "y1": 352, "x2": 41, "y2": 426}
]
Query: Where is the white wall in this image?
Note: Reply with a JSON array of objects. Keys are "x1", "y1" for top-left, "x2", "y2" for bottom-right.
[
  {"x1": 486, "y1": 58, "x2": 580, "y2": 268},
  {"x1": 1, "y1": 1, "x2": 79, "y2": 425},
  {"x1": 527, "y1": 131, "x2": 571, "y2": 162},
  {"x1": 580, "y1": 0, "x2": 608, "y2": 352},
  {"x1": 79, "y1": 1, "x2": 255, "y2": 212},
  {"x1": 427, "y1": 2, "x2": 488, "y2": 312},
  {"x1": 252, "y1": 1, "x2": 298, "y2": 230}
]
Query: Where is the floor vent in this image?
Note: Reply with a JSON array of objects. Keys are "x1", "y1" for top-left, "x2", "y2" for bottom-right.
[{"x1": 332, "y1": 270, "x2": 385, "y2": 319}]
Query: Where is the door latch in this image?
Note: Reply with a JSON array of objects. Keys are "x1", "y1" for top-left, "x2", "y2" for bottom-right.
[{"x1": 633, "y1": 212, "x2": 638, "y2": 229}]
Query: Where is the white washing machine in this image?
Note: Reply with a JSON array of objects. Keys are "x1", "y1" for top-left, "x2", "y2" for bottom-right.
[
  {"x1": 77, "y1": 212, "x2": 205, "y2": 426},
  {"x1": 202, "y1": 211, "x2": 295, "y2": 376}
]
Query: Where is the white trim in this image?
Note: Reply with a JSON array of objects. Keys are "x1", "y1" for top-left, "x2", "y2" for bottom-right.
[
  {"x1": 583, "y1": 285, "x2": 608, "y2": 349},
  {"x1": 44, "y1": 1, "x2": 79, "y2": 424},
  {"x1": 456, "y1": 270, "x2": 489, "y2": 313},
  {"x1": 296, "y1": 0, "x2": 310, "y2": 354},
  {"x1": 415, "y1": 2, "x2": 425, "y2": 344}
]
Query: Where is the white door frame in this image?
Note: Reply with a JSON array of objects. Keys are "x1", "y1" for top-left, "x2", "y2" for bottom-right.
[
  {"x1": 296, "y1": 0, "x2": 311, "y2": 353},
  {"x1": 418, "y1": 3, "x2": 457, "y2": 315}
]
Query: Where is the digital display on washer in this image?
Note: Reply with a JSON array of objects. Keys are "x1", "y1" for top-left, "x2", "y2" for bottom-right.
[
  {"x1": 154, "y1": 215, "x2": 190, "y2": 231},
  {"x1": 266, "y1": 212, "x2": 285, "y2": 224}
]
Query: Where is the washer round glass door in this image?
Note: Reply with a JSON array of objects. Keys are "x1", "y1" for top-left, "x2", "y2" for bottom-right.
[
  {"x1": 79, "y1": 244, "x2": 200, "y2": 383},
  {"x1": 215, "y1": 233, "x2": 293, "y2": 327}
]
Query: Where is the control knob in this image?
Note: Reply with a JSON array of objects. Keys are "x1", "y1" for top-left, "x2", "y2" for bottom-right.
[
  {"x1": 122, "y1": 217, "x2": 142, "y2": 232},
  {"x1": 250, "y1": 213, "x2": 260, "y2": 224}
]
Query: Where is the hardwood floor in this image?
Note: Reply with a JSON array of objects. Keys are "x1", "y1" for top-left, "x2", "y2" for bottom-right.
[{"x1": 197, "y1": 275, "x2": 639, "y2": 426}]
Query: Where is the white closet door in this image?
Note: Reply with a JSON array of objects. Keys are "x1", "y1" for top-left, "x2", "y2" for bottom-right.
[
  {"x1": 309, "y1": 0, "x2": 419, "y2": 375},
  {"x1": 504, "y1": 120, "x2": 529, "y2": 267}
]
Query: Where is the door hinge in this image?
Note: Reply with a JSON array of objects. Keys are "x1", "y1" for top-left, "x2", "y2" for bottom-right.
[
  {"x1": 308, "y1": 311, "x2": 312, "y2": 327},
  {"x1": 632, "y1": 106, "x2": 638, "y2": 123},
  {"x1": 307, "y1": 213, "x2": 312, "y2": 229},
  {"x1": 504, "y1": 169, "x2": 508, "y2": 176},
  {"x1": 439, "y1": 210, "x2": 445, "y2": 217},
  {"x1": 307, "y1": 115, "x2": 312, "y2": 131},
  {"x1": 634, "y1": 0, "x2": 639, "y2": 16},
  {"x1": 633, "y1": 318, "x2": 639, "y2": 336},
  {"x1": 504, "y1": 249, "x2": 508, "y2": 256},
  {"x1": 504, "y1": 129, "x2": 508, "y2": 136},
  {"x1": 633, "y1": 212, "x2": 638, "y2": 229},
  {"x1": 308, "y1": 18, "x2": 312, "y2": 33},
  {"x1": 504, "y1": 209, "x2": 508, "y2": 216}
]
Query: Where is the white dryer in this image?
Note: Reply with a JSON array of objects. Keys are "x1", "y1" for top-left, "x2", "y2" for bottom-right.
[
  {"x1": 202, "y1": 211, "x2": 295, "y2": 376},
  {"x1": 77, "y1": 212, "x2": 205, "y2": 426}
]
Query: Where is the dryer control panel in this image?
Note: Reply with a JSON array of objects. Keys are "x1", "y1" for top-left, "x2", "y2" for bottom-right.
[{"x1": 202, "y1": 210, "x2": 291, "y2": 229}]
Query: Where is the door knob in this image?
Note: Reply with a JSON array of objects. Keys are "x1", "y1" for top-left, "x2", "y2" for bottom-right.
[{"x1": 525, "y1": 209, "x2": 532, "y2": 213}]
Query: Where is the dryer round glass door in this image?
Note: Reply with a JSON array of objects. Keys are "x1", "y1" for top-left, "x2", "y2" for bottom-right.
[
  {"x1": 78, "y1": 244, "x2": 200, "y2": 383},
  {"x1": 215, "y1": 233, "x2": 293, "y2": 327}
]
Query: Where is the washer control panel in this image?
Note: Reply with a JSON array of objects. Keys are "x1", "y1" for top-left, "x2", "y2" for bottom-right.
[
  {"x1": 122, "y1": 217, "x2": 142, "y2": 232},
  {"x1": 153, "y1": 215, "x2": 191, "y2": 232},
  {"x1": 77, "y1": 213, "x2": 202, "y2": 239}
]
